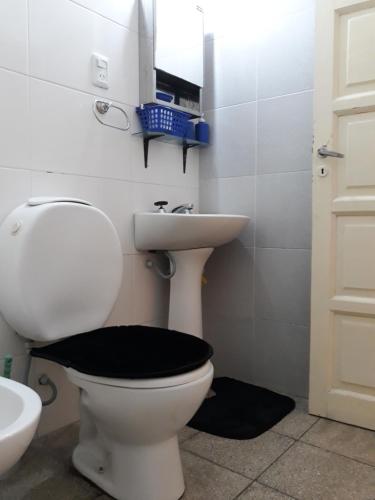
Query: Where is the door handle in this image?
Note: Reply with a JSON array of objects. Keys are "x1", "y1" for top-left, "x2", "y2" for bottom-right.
[{"x1": 317, "y1": 146, "x2": 345, "y2": 159}]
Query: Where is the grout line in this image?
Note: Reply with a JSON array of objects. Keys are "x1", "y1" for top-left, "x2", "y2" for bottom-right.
[
  {"x1": 0, "y1": 64, "x2": 29, "y2": 79},
  {"x1": 253, "y1": 317, "x2": 310, "y2": 329},
  {"x1": 201, "y1": 168, "x2": 312, "y2": 181},
  {"x1": 27, "y1": 73, "x2": 137, "y2": 109},
  {"x1": 258, "y1": 88, "x2": 314, "y2": 104},
  {"x1": 232, "y1": 479, "x2": 256, "y2": 500},
  {"x1": 256, "y1": 169, "x2": 313, "y2": 178},
  {"x1": 251, "y1": 41, "x2": 258, "y2": 323},
  {"x1": 295, "y1": 438, "x2": 375, "y2": 471},
  {"x1": 203, "y1": 89, "x2": 314, "y2": 114},
  {"x1": 270, "y1": 422, "x2": 315, "y2": 441},
  {"x1": 0, "y1": 63, "x2": 138, "y2": 110},
  {"x1": 256, "y1": 478, "x2": 300, "y2": 500},
  {"x1": 181, "y1": 448, "x2": 255, "y2": 482},
  {"x1": 0, "y1": 165, "x2": 199, "y2": 191},
  {"x1": 67, "y1": 0, "x2": 139, "y2": 34},
  {"x1": 255, "y1": 438, "x2": 296, "y2": 481},
  {"x1": 254, "y1": 246, "x2": 311, "y2": 251},
  {"x1": 204, "y1": 98, "x2": 257, "y2": 114},
  {"x1": 296, "y1": 416, "x2": 321, "y2": 440},
  {"x1": 26, "y1": 0, "x2": 30, "y2": 76}
]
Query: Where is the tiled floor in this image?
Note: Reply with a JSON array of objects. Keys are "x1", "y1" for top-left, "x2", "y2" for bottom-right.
[{"x1": 2, "y1": 398, "x2": 375, "y2": 500}]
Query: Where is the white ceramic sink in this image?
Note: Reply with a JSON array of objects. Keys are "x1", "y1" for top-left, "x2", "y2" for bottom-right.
[
  {"x1": 0, "y1": 377, "x2": 41, "y2": 476},
  {"x1": 134, "y1": 213, "x2": 249, "y2": 251},
  {"x1": 134, "y1": 212, "x2": 249, "y2": 338}
]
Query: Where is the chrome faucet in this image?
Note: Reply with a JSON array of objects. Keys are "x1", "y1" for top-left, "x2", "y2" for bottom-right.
[{"x1": 171, "y1": 203, "x2": 194, "y2": 214}]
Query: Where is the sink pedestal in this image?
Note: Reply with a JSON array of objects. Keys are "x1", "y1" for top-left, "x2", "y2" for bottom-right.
[{"x1": 168, "y1": 248, "x2": 213, "y2": 338}]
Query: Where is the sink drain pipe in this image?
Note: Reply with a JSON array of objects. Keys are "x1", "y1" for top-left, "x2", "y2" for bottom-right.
[{"x1": 146, "y1": 251, "x2": 176, "y2": 280}]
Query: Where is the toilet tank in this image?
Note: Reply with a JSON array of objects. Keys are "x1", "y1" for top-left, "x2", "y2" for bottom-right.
[{"x1": 0, "y1": 198, "x2": 123, "y2": 341}]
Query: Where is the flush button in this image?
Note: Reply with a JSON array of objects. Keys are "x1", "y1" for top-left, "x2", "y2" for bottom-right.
[{"x1": 11, "y1": 220, "x2": 22, "y2": 234}]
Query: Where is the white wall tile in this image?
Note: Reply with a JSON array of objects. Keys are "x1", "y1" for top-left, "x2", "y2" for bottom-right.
[
  {"x1": 138, "y1": 0, "x2": 153, "y2": 39},
  {"x1": 31, "y1": 171, "x2": 134, "y2": 254},
  {"x1": 133, "y1": 182, "x2": 199, "y2": 214},
  {"x1": 70, "y1": 0, "x2": 139, "y2": 32},
  {"x1": 204, "y1": 35, "x2": 256, "y2": 111},
  {"x1": 132, "y1": 254, "x2": 169, "y2": 324},
  {"x1": 30, "y1": 358, "x2": 80, "y2": 436},
  {"x1": 0, "y1": 0, "x2": 202, "y2": 438},
  {"x1": 0, "y1": 0, "x2": 28, "y2": 73},
  {"x1": 263, "y1": 0, "x2": 315, "y2": 17},
  {"x1": 0, "y1": 69, "x2": 29, "y2": 169},
  {"x1": 201, "y1": 0, "x2": 254, "y2": 42},
  {"x1": 200, "y1": 103, "x2": 257, "y2": 179},
  {"x1": 200, "y1": 176, "x2": 255, "y2": 246},
  {"x1": 0, "y1": 354, "x2": 29, "y2": 383},
  {"x1": 258, "y1": 91, "x2": 314, "y2": 174},
  {"x1": 258, "y1": 8, "x2": 314, "y2": 99},
  {"x1": 252, "y1": 319, "x2": 310, "y2": 397},
  {"x1": 30, "y1": 79, "x2": 133, "y2": 180},
  {"x1": 201, "y1": 1, "x2": 315, "y2": 397},
  {"x1": 203, "y1": 243, "x2": 254, "y2": 379},
  {"x1": 132, "y1": 181, "x2": 199, "y2": 251},
  {"x1": 254, "y1": 247, "x2": 311, "y2": 326},
  {"x1": 29, "y1": 0, "x2": 139, "y2": 105},
  {"x1": 256, "y1": 171, "x2": 312, "y2": 249},
  {"x1": 0, "y1": 315, "x2": 27, "y2": 359},
  {"x1": 0, "y1": 167, "x2": 31, "y2": 222},
  {"x1": 106, "y1": 254, "x2": 134, "y2": 326},
  {"x1": 131, "y1": 131, "x2": 200, "y2": 188}
]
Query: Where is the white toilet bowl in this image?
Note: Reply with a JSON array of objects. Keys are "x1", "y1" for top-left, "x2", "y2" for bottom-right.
[
  {"x1": 67, "y1": 361, "x2": 213, "y2": 500},
  {"x1": 0, "y1": 198, "x2": 214, "y2": 500}
]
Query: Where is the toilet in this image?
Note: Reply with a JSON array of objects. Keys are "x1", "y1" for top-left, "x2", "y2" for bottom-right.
[{"x1": 0, "y1": 197, "x2": 214, "y2": 500}]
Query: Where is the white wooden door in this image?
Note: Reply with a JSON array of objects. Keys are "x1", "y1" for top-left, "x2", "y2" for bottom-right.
[{"x1": 310, "y1": 0, "x2": 375, "y2": 429}]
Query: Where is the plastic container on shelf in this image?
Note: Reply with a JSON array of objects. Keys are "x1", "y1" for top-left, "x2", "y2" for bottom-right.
[
  {"x1": 195, "y1": 116, "x2": 209, "y2": 144},
  {"x1": 136, "y1": 104, "x2": 191, "y2": 137},
  {"x1": 185, "y1": 121, "x2": 195, "y2": 140}
]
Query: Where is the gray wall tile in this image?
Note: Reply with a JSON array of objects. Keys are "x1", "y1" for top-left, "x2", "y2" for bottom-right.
[
  {"x1": 203, "y1": 35, "x2": 257, "y2": 111},
  {"x1": 258, "y1": 9, "x2": 314, "y2": 99},
  {"x1": 200, "y1": 3, "x2": 315, "y2": 397},
  {"x1": 252, "y1": 319, "x2": 310, "y2": 397},
  {"x1": 200, "y1": 176, "x2": 255, "y2": 246},
  {"x1": 254, "y1": 247, "x2": 311, "y2": 326},
  {"x1": 200, "y1": 103, "x2": 257, "y2": 179},
  {"x1": 256, "y1": 171, "x2": 312, "y2": 249},
  {"x1": 258, "y1": 91, "x2": 313, "y2": 174},
  {"x1": 203, "y1": 243, "x2": 254, "y2": 380}
]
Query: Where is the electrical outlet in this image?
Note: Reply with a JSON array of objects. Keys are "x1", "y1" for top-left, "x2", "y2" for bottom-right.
[{"x1": 92, "y1": 53, "x2": 109, "y2": 89}]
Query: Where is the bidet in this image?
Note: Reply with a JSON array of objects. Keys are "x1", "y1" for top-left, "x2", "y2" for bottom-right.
[{"x1": 0, "y1": 376, "x2": 41, "y2": 476}]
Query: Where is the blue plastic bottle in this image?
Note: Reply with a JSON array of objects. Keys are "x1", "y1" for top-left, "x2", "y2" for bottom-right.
[{"x1": 195, "y1": 116, "x2": 209, "y2": 144}]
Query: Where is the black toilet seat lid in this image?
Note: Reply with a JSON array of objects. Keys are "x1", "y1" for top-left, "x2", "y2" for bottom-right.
[{"x1": 31, "y1": 325, "x2": 213, "y2": 379}]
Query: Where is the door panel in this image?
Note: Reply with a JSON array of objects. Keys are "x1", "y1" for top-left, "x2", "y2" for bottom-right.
[
  {"x1": 335, "y1": 315, "x2": 375, "y2": 388},
  {"x1": 337, "y1": 217, "x2": 375, "y2": 294},
  {"x1": 338, "y1": 9, "x2": 375, "y2": 95},
  {"x1": 310, "y1": 0, "x2": 375, "y2": 429},
  {"x1": 337, "y1": 113, "x2": 375, "y2": 193}
]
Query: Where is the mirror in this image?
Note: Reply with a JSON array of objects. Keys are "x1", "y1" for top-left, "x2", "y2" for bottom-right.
[{"x1": 154, "y1": 0, "x2": 204, "y2": 87}]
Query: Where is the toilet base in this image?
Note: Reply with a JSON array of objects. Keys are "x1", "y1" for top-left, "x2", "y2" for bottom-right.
[
  {"x1": 65, "y1": 362, "x2": 214, "y2": 500},
  {"x1": 72, "y1": 435, "x2": 185, "y2": 500}
]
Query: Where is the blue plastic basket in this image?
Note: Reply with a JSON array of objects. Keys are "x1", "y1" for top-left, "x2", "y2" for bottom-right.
[{"x1": 136, "y1": 104, "x2": 190, "y2": 137}]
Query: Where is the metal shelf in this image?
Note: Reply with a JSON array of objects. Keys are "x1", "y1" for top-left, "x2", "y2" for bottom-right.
[{"x1": 133, "y1": 131, "x2": 208, "y2": 173}]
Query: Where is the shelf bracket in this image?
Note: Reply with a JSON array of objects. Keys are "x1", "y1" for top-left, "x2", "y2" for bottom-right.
[
  {"x1": 143, "y1": 135, "x2": 163, "y2": 168},
  {"x1": 182, "y1": 143, "x2": 199, "y2": 174}
]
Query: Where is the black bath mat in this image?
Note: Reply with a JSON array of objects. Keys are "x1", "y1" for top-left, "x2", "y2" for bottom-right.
[{"x1": 188, "y1": 377, "x2": 295, "y2": 439}]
